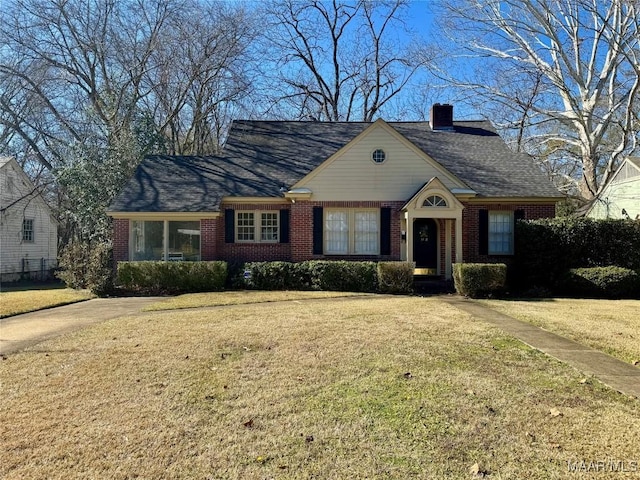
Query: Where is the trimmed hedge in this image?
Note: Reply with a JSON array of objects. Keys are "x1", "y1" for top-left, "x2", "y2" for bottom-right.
[
  {"x1": 242, "y1": 260, "x2": 378, "y2": 292},
  {"x1": 453, "y1": 263, "x2": 507, "y2": 298},
  {"x1": 514, "y1": 218, "x2": 640, "y2": 291},
  {"x1": 242, "y1": 261, "x2": 312, "y2": 290},
  {"x1": 117, "y1": 261, "x2": 227, "y2": 294},
  {"x1": 377, "y1": 261, "x2": 415, "y2": 294},
  {"x1": 563, "y1": 266, "x2": 639, "y2": 299},
  {"x1": 240, "y1": 260, "x2": 414, "y2": 294}
]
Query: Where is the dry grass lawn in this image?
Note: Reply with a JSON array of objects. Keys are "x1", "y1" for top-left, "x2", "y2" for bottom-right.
[
  {"x1": 144, "y1": 290, "x2": 370, "y2": 311},
  {"x1": 0, "y1": 288, "x2": 94, "y2": 318},
  {"x1": 481, "y1": 299, "x2": 640, "y2": 365},
  {"x1": 1, "y1": 295, "x2": 639, "y2": 479}
]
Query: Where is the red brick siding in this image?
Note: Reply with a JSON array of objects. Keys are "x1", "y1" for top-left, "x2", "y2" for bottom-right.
[
  {"x1": 200, "y1": 218, "x2": 218, "y2": 260},
  {"x1": 113, "y1": 219, "x2": 129, "y2": 262},
  {"x1": 220, "y1": 203, "x2": 292, "y2": 263},
  {"x1": 462, "y1": 202, "x2": 556, "y2": 264},
  {"x1": 290, "y1": 200, "x2": 404, "y2": 262}
]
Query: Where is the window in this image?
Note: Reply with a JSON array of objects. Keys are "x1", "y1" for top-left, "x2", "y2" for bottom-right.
[
  {"x1": 236, "y1": 212, "x2": 255, "y2": 241},
  {"x1": 423, "y1": 195, "x2": 447, "y2": 207},
  {"x1": 489, "y1": 211, "x2": 513, "y2": 254},
  {"x1": 324, "y1": 209, "x2": 379, "y2": 255},
  {"x1": 131, "y1": 220, "x2": 200, "y2": 261},
  {"x1": 372, "y1": 149, "x2": 386, "y2": 163},
  {"x1": 22, "y1": 218, "x2": 34, "y2": 242},
  {"x1": 261, "y1": 212, "x2": 279, "y2": 241},
  {"x1": 236, "y1": 211, "x2": 279, "y2": 243}
]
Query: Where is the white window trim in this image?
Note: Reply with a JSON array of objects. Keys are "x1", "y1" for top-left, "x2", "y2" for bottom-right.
[
  {"x1": 324, "y1": 208, "x2": 380, "y2": 255},
  {"x1": 236, "y1": 210, "x2": 279, "y2": 243},
  {"x1": 488, "y1": 211, "x2": 514, "y2": 255},
  {"x1": 22, "y1": 218, "x2": 34, "y2": 243}
]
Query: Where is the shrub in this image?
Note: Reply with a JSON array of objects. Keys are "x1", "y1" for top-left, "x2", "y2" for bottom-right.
[
  {"x1": 117, "y1": 261, "x2": 227, "y2": 294},
  {"x1": 302, "y1": 260, "x2": 378, "y2": 292},
  {"x1": 453, "y1": 263, "x2": 507, "y2": 298},
  {"x1": 57, "y1": 240, "x2": 114, "y2": 296},
  {"x1": 377, "y1": 262, "x2": 414, "y2": 294},
  {"x1": 563, "y1": 266, "x2": 639, "y2": 299},
  {"x1": 243, "y1": 261, "x2": 312, "y2": 290},
  {"x1": 514, "y1": 218, "x2": 640, "y2": 292}
]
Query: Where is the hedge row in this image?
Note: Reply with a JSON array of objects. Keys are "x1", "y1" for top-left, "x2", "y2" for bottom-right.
[
  {"x1": 563, "y1": 266, "x2": 639, "y2": 299},
  {"x1": 514, "y1": 217, "x2": 640, "y2": 291},
  {"x1": 116, "y1": 260, "x2": 415, "y2": 295},
  {"x1": 117, "y1": 261, "x2": 227, "y2": 293},
  {"x1": 238, "y1": 260, "x2": 414, "y2": 294}
]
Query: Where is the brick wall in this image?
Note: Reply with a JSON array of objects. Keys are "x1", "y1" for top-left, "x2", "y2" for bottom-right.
[
  {"x1": 462, "y1": 202, "x2": 556, "y2": 263},
  {"x1": 220, "y1": 203, "x2": 292, "y2": 263},
  {"x1": 200, "y1": 218, "x2": 218, "y2": 260},
  {"x1": 113, "y1": 219, "x2": 129, "y2": 262},
  {"x1": 290, "y1": 200, "x2": 404, "y2": 261}
]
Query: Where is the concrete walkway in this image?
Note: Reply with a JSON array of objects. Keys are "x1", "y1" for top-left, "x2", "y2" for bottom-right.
[
  {"x1": 0, "y1": 297, "x2": 163, "y2": 356},
  {"x1": 442, "y1": 296, "x2": 640, "y2": 399}
]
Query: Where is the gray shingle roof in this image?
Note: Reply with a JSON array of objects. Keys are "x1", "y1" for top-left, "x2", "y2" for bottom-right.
[{"x1": 109, "y1": 120, "x2": 561, "y2": 213}]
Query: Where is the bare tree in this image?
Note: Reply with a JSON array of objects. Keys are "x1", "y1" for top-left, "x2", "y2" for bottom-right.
[
  {"x1": 141, "y1": 3, "x2": 259, "y2": 154},
  {"x1": 263, "y1": 0, "x2": 424, "y2": 121},
  {"x1": 432, "y1": 0, "x2": 640, "y2": 199}
]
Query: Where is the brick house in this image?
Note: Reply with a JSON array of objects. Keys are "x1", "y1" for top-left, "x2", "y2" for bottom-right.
[{"x1": 108, "y1": 105, "x2": 562, "y2": 280}]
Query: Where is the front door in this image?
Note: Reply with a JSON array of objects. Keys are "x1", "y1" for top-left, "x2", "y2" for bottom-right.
[{"x1": 413, "y1": 218, "x2": 438, "y2": 273}]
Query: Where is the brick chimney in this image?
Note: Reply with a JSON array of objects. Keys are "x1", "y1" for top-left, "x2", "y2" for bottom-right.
[{"x1": 430, "y1": 103, "x2": 454, "y2": 130}]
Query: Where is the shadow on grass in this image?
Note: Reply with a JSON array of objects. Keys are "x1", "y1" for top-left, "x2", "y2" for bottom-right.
[{"x1": 0, "y1": 279, "x2": 66, "y2": 293}]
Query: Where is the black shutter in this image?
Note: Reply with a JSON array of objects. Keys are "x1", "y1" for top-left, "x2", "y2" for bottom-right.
[
  {"x1": 280, "y1": 209, "x2": 290, "y2": 243},
  {"x1": 514, "y1": 209, "x2": 525, "y2": 221},
  {"x1": 380, "y1": 207, "x2": 391, "y2": 256},
  {"x1": 479, "y1": 209, "x2": 489, "y2": 255},
  {"x1": 225, "y1": 209, "x2": 235, "y2": 243},
  {"x1": 313, "y1": 207, "x2": 323, "y2": 255}
]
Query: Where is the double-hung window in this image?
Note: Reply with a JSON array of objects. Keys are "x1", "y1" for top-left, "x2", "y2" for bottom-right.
[
  {"x1": 22, "y1": 218, "x2": 34, "y2": 242},
  {"x1": 325, "y1": 209, "x2": 379, "y2": 255},
  {"x1": 488, "y1": 211, "x2": 513, "y2": 255},
  {"x1": 236, "y1": 211, "x2": 279, "y2": 243}
]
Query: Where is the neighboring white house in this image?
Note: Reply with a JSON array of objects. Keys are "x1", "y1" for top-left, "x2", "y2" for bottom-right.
[
  {"x1": 587, "y1": 157, "x2": 640, "y2": 220},
  {"x1": 0, "y1": 157, "x2": 58, "y2": 282}
]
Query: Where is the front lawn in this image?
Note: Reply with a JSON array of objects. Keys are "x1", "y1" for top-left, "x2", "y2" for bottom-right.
[
  {"x1": 143, "y1": 290, "x2": 371, "y2": 311},
  {"x1": 0, "y1": 288, "x2": 94, "y2": 318},
  {"x1": 1, "y1": 295, "x2": 638, "y2": 479},
  {"x1": 481, "y1": 298, "x2": 640, "y2": 365}
]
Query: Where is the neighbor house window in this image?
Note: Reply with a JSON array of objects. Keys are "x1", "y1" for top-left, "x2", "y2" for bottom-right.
[
  {"x1": 489, "y1": 211, "x2": 513, "y2": 254},
  {"x1": 236, "y1": 211, "x2": 279, "y2": 243},
  {"x1": 325, "y1": 209, "x2": 379, "y2": 255},
  {"x1": 22, "y1": 218, "x2": 34, "y2": 242},
  {"x1": 131, "y1": 220, "x2": 200, "y2": 261}
]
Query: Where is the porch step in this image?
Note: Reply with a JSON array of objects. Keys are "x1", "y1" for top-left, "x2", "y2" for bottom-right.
[
  {"x1": 414, "y1": 267, "x2": 438, "y2": 276},
  {"x1": 413, "y1": 276, "x2": 454, "y2": 294}
]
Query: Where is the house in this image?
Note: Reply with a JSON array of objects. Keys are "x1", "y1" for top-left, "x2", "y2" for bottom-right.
[
  {"x1": 0, "y1": 157, "x2": 58, "y2": 282},
  {"x1": 108, "y1": 105, "x2": 562, "y2": 280},
  {"x1": 586, "y1": 157, "x2": 640, "y2": 220}
]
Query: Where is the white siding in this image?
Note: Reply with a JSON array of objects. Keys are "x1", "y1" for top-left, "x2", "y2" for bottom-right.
[
  {"x1": 1, "y1": 160, "x2": 58, "y2": 279},
  {"x1": 588, "y1": 159, "x2": 640, "y2": 219},
  {"x1": 298, "y1": 124, "x2": 465, "y2": 201}
]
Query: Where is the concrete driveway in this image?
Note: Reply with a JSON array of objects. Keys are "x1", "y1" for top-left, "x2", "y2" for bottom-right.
[{"x1": 0, "y1": 297, "x2": 163, "y2": 355}]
